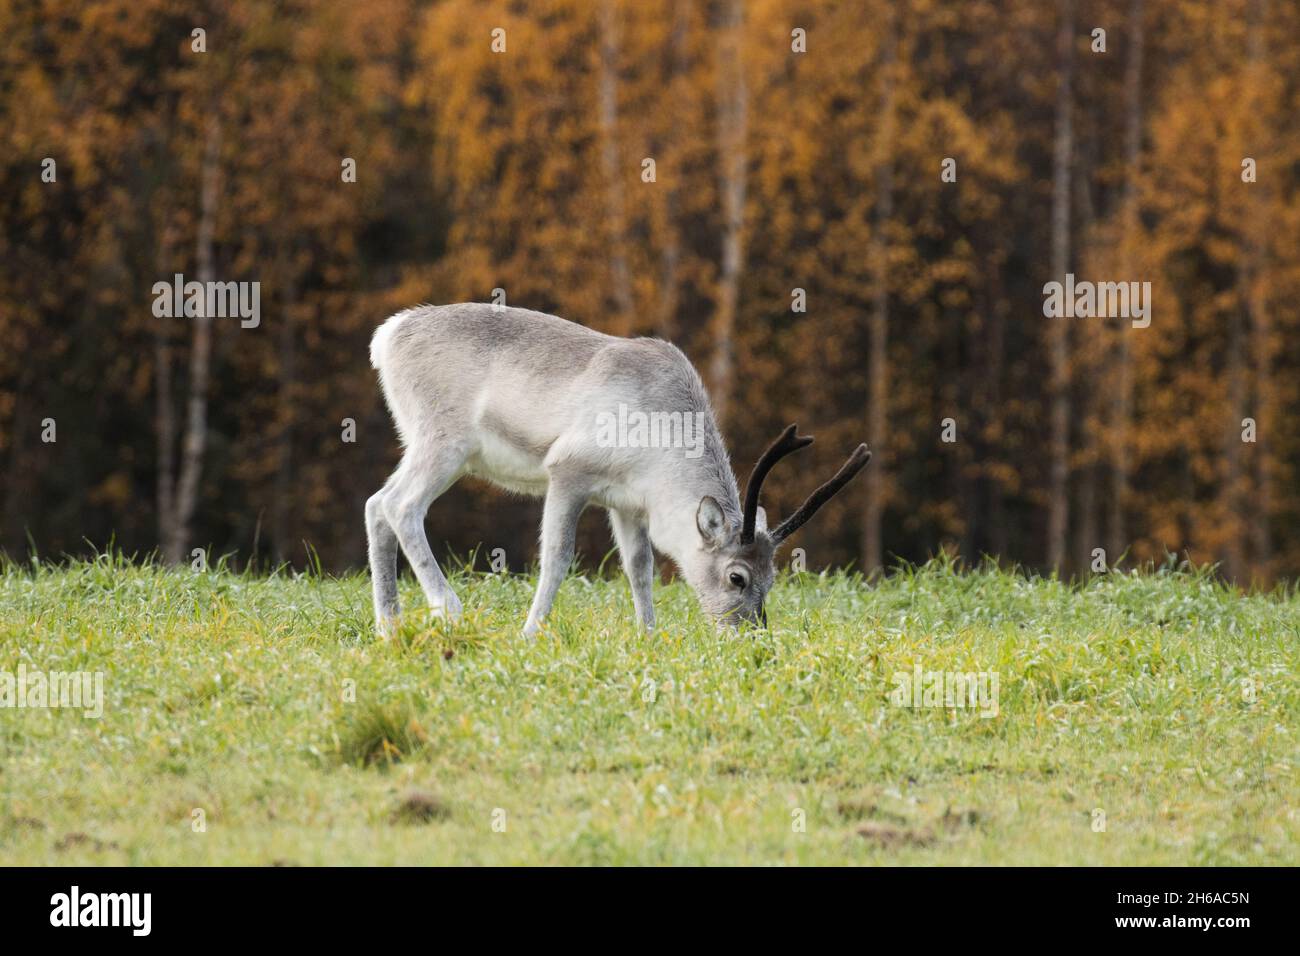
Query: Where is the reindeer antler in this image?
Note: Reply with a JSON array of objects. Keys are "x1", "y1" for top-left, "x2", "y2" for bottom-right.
[
  {"x1": 741, "y1": 424, "x2": 813, "y2": 543},
  {"x1": 771, "y1": 443, "x2": 872, "y2": 544}
]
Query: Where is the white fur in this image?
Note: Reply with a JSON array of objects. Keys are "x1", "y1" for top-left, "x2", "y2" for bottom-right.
[{"x1": 365, "y1": 302, "x2": 760, "y2": 637}]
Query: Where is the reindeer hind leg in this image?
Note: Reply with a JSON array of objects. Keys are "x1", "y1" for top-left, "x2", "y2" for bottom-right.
[{"x1": 381, "y1": 440, "x2": 470, "y2": 624}]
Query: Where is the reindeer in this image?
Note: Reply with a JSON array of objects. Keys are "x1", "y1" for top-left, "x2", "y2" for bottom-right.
[{"x1": 366, "y1": 302, "x2": 870, "y2": 636}]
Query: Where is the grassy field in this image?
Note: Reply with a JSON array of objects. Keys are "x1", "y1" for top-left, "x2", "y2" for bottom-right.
[{"x1": 1, "y1": 553, "x2": 1297, "y2": 865}]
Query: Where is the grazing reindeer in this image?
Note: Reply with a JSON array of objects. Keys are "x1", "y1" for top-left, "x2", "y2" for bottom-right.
[{"x1": 366, "y1": 302, "x2": 870, "y2": 636}]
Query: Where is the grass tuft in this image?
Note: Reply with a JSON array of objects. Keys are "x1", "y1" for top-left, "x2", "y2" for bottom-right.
[
  {"x1": 337, "y1": 700, "x2": 430, "y2": 767},
  {"x1": 390, "y1": 789, "x2": 452, "y2": 825}
]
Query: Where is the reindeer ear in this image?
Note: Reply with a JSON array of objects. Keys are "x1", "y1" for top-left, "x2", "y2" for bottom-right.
[
  {"x1": 754, "y1": 506, "x2": 768, "y2": 534},
  {"x1": 696, "y1": 496, "x2": 729, "y2": 547}
]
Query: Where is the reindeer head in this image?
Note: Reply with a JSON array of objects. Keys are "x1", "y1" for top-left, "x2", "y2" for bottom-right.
[{"x1": 690, "y1": 424, "x2": 871, "y2": 628}]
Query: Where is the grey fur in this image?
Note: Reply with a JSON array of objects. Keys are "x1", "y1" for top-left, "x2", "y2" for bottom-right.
[{"x1": 367, "y1": 302, "x2": 778, "y2": 637}]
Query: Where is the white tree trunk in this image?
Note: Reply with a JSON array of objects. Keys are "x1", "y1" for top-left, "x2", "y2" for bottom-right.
[
  {"x1": 155, "y1": 223, "x2": 179, "y2": 555},
  {"x1": 599, "y1": 0, "x2": 635, "y2": 333},
  {"x1": 862, "y1": 10, "x2": 897, "y2": 575},
  {"x1": 1245, "y1": 0, "x2": 1271, "y2": 576},
  {"x1": 1109, "y1": 0, "x2": 1144, "y2": 563},
  {"x1": 655, "y1": 0, "x2": 690, "y2": 339},
  {"x1": 708, "y1": 0, "x2": 747, "y2": 426},
  {"x1": 166, "y1": 117, "x2": 221, "y2": 564},
  {"x1": 1046, "y1": 0, "x2": 1074, "y2": 572}
]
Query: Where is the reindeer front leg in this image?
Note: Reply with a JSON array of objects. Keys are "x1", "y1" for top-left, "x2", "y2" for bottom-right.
[
  {"x1": 523, "y1": 474, "x2": 590, "y2": 637},
  {"x1": 610, "y1": 508, "x2": 656, "y2": 630}
]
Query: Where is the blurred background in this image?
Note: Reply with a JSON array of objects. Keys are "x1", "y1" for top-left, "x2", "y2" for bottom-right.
[{"x1": 2, "y1": 0, "x2": 1299, "y2": 581}]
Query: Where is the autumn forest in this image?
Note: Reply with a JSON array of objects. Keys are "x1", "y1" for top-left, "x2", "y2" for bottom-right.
[{"x1": 2, "y1": 0, "x2": 1299, "y2": 583}]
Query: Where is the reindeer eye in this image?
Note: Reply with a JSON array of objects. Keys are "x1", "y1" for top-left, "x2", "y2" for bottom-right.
[{"x1": 728, "y1": 570, "x2": 748, "y2": 589}]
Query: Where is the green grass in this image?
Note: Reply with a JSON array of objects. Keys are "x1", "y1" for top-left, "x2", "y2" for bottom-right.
[{"x1": 1, "y1": 553, "x2": 1297, "y2": 865}]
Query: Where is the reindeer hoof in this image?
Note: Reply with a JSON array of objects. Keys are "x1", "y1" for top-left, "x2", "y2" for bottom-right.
[{"x1": 429, "y1": 593, "x2": 463, "y2": 622}]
